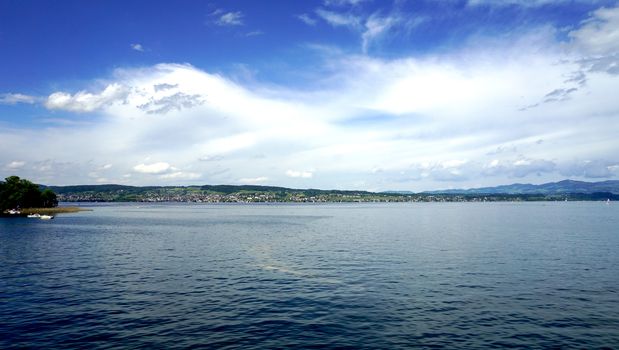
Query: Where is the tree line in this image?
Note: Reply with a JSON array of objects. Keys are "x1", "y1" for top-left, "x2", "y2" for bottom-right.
[{"x1": 0, "y1": 176, "x2": 58, "y2": 211}]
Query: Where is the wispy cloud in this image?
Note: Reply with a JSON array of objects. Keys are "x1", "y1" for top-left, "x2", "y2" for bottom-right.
[
  {"x1": 297, "y1": 13, "x2": 317, "y2": 26},
  {"x1": 130, "y1": 43, "x2": 145, "y2": 52},
  {"x1": 324, "y1": 0, "x2": 367, "y2": 6},
  {"x1": 5, "y1": 161, "x2": 25, "y2": 170},
  {"x1": 362, "y1": 14, "x2": 400, "y2": 52},
  {"x1": 239, "y1": 176, "x2": 269, "y2": 184},
  {"x1": 133, "y1": 162, "x2": 173, "y2": 174},
  {"x1": 286, "y1": 170, "x2": 313, "y2": 178},
  {"x1": 559, "y1": 159, "x2": 619, "y2": 178},
  {"x1": 314, "y1": 7, "x2": 425, "y2": 53},
  {"x1": 315, "y1": 9, "x2": 361, "y2": 27},
  {"x1": 244, "y1": 30, "x2": 264, "y2": 37},
  {"x1": 160, "y1": 171, "x2": 201, "y2": 180},
  {"x1": 132, "y1": 161, "x2": 200, "y2": 180},
  {"x1": 216, "y1": 11, "x2": 244, "y2": 26},
  {"x1": 482, "y1": 157, "x2": 556, "y2": 178},
  {"x1": 467, "y1": 0, "x2": 604, "y2": 7},
  {"x1": 0, "y1": 93, "x2": 37, "y2": 105}
]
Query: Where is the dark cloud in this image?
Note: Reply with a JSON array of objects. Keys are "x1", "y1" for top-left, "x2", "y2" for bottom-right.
[
  {"x1": 579, "y1": 54, "x2": 619, "y2": 75},
  {"x1": 153, "y1": 83, "x2": 179, "y2": 92},
  {"x1": 520, "y1": 84, "x2": 580, "y2": 111},
  {"x1": 543, "y1": 87, "x2": 577, "y2": 102},
  {"x1": 564, "y1": 70, "x2": 587, "y2": 86},
  {"x1": 486, "y1": 144, "x2": 518, "y2": 156},
  {"x1": 138, "y1": 92, "x2": 204, "y2": 114},
  {"x1": 559, "y1": 160, "x2": 619, "y2": 179}
]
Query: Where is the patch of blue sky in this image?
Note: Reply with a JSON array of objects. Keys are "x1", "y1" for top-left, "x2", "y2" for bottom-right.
[
  {"x1": 1, "y1": 0, "x2": 610, "y2": 91},
  {"x1": 336, "y1": 112, "x2": 416, "y2": 127}
]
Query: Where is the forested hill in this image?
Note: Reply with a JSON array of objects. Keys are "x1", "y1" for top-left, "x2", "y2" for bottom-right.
[
  {"x1": 424, "y1": 180, "x2": 619, "y2": 195},
  {"x1": 44, "y1": 184, "x2": 377, "y2": 202},
  {"x1": 46, "y1": 184, "x2": 375, "y2": 196},
  {"x1": 41, "y1": 179, "x2": 619, "y2": 202}
]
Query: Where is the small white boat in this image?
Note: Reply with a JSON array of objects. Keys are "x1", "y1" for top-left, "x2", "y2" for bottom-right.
[
  {"x1": 39, "y1": 215, "x2": 54, "y2": 220},
  {"x1": 27, "y1": 213, "x2": 41, "y2": 218}
]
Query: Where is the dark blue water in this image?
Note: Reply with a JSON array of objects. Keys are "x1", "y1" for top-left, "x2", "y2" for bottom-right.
[{"x1": 1, "y1": 202, "x2": 618, "y2": 349}]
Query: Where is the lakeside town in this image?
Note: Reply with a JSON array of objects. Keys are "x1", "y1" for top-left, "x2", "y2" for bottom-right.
[
  {"x1": 5, "y1": 177, "x2": 617, "y2": 210},
  {"x1": 52, "y1": 185, "x2": 616, "y2": 203}
]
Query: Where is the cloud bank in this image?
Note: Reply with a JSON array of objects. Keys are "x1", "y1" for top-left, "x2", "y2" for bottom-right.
[{"x1": 1, "y1": 4, "x2": 619, "y2": 191}]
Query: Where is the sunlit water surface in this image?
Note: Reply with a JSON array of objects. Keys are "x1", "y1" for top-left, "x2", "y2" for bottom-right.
[{"x1": 1, "y1": 202, "x2": 618, "y2": 348}]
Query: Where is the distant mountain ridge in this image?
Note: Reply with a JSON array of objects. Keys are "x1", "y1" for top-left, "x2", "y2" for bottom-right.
[{"x1": 425, "y1": 180, "x2": 619, "y2": 195}]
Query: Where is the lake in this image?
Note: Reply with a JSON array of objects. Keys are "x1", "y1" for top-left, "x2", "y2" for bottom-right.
[{"x1": 1, "y1": 202, "x2": 618, "y2": 348}]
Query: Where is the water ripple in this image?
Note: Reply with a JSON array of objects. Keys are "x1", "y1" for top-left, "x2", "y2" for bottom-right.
[{"x1": 1, "y1": 202, "x2": 619, "y2": 349}]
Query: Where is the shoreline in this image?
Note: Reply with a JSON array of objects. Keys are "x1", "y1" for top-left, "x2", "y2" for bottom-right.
[{"x1": 1, "y1": 206, "x2": 92, "y2": 217}]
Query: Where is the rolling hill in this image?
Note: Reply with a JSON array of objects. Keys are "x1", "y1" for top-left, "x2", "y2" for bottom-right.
[{"x1": 425, "y1": 180, "x2": 619, "y2": 195}]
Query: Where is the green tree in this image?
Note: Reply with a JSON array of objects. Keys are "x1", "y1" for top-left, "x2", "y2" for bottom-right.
[
  {"x1": 0, "y1": 176, "x2": 58, "y2": 211},
  {"x1": 41, "y1": 189, "x2": 58, "y2": 208}
]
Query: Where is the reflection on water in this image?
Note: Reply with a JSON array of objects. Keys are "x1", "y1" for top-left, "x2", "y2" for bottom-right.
[{"x1": 1, "y1": 202, "x2": 618, "y2": 348}]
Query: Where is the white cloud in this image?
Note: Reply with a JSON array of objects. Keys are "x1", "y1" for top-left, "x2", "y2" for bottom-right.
[
  {"x1": 489, "y1": 158, "x2": 557, "y2": 178},
  {"x1": 316, "y1": 9, "x2": 360, "y2": 27},
  {"x1": 5, "y1": 161, "x2": 25, "y2": 170},
  {"x1": 198, "y1": 155, "x2": 224, "y2": 162},
  {"x1": 468, "y1": 0, "x2": 603, "y2": 7},
  {"x1": 0, "y1": 93, "x2": 37, "y2": 105},
  {"x1": 441, "y1": 160, "x2": 468, "y2": 168},
  {"x1": 297, "y1": 13, "x2": 317, "y2": 26},
  {"x1": 559, "y1": 159, "x2": 619, "y2": 178},
  {"x1": 45, "y1": 83, "x2": 128, "y2": 112},
  {"x1": 160, "y1": 171, "x2": 201, "y2": 180},
  {"x1": 133, "y1": 162, "x2": 173, "y2": 174},
  {"x1": 200, "y1": 133, "x2": 259, "y2": 155},
  {"x1": 362, "y1": 14, "x2": 400, "y2": 53},
  {"x1": 324, "y1": 0, "x2": 367, "y2": 6},
  {"x1": 245, "y1": 30, "x2": 264, "y2": 37},
  {"x1": 131, "y1": 43, "x2": 145, "y2": 52},
  {"x1": 314, "y1": 8, "x2": 424, "y2": 53},
  {"x1": 414, "y1": 160, "x2": 472, "y2": 181},
  {"x1": 239, "y1": 176, "x2": 268, "y2": 184},
  {"x1": 2, "y1": 9, "x2": 619, "y2": 190},
  {"x1": 286, "y1": 170, "x2": 313, "y2": 178},
  {"x1": 569, "y1": 5, "x2": 619, "y2": 56},
  {"x1": 217, "y1": 11, "x2": 244, "y2": 26}
]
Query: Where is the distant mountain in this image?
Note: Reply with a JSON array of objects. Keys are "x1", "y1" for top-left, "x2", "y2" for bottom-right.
[
  {"x1": 380, "y1": 190, "x2": 416, "y2": 195},
  {"x1": 425, "y1": 180, "x2": 619, "y2": 195}
]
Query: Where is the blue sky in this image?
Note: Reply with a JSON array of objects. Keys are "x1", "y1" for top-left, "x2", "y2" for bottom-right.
[{"x1": 1, "y1": 0, "x2": 619, "y2": 190}]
